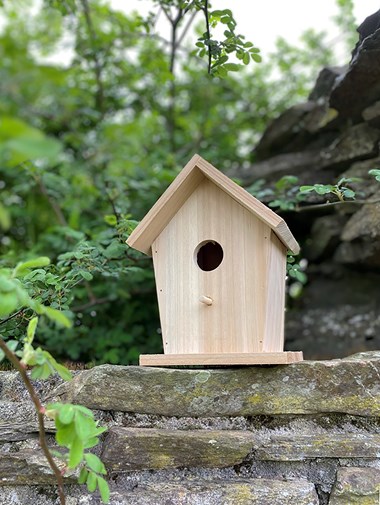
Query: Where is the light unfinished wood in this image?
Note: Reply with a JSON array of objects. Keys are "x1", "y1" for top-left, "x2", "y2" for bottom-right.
[
  {"x1": 263, "y1": 233, "x2": 287, "y2": 352},
  {"x1": 140, "y1": 352, "x2": 304, "y2": 366},
  {"x1": 199, "y1": 295, "x2": 213, "y2": 306},
  {"x1": 127, "y1": 154, "x2": 300, "y2": 255},
  {"x1": 152, "y1": 178, "x2": 287, "y2": 355}
]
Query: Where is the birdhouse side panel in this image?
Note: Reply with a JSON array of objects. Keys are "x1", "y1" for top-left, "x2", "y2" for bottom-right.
[
  {"x1": 262, "y1": 232, "x2": 287, "y2": 352},
  {"x1": 152, "y1": 178, "x2": 279, "y2": 355}
]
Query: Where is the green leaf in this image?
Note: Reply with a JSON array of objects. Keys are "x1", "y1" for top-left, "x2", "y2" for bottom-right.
[
  {"x1": 86, "y1": 471, "x2": 97, "y2": 492},
  {"x1": 69, "y1": 436, "x2": 84, "y2": 468},
  {"x1": 75, "y1": 412, "x2": 96, "y2": 440},
  {"x1": 41, "y1": 307, "x2": 72, "y2": 328},
  {"x1": 27, "y1": 317, "x2": 39, "y2": 343},
  {"x1": 84, "y1": 437, "x2": 101, "y2": 449},
  {"x1": 251, "y1": 53, "x2": 262, "y2": 63},
  {"x1": 0, "y1": 292, "x2": 20, "y2": 318},
  {"x1": 14, "y1": 257, "x2": 50, "y2": 276},
  {"x1": 299, "y1": 185, "x2": 314, "y2": 193},
  {"x1": 243, "y1": 52, "x2": 250, "y2": 65},
  {"x1": 72, "y1": 405, "x2": 94, "y2": 418},
  {"x1": 103, "y1": 242, "x2": 125, "y2": 259},
  {"x1": 103, "y1": 215, "x2": 117, "y2": 226},
  {"x1": 7, "y1": 136, "x2": 62, "y2": 163},
  {"x1": 224, "y1": 63, "x2": 242, "y2": 72},
  {"x1": 56, "y1": 422, "x2": 76, "y2": 446},
  {"x1": 78, "y1": 467, "x2": 88, "y2": 485},
  {"x1": 97, "y1": 476, "x2": 110, "y2": 503},
  {"x1": 79, "y1": 270, "x2": 93, "y2": 281},
  {"x1": 210, "y1": 9, "x2": 223, "y2": 16},
  {"x1": 7, "y1": 340, "x2": 18, "y2": 353},
  {"x1": 58, "y1": 404, "x2": 75, "y2": 424},
  {"x1": 0, "y1": 276, "x2": 16, "y2": 293},
  {"x1": 0, "y1": 340, "x2": 18, "y2": 363},
  {"x1": 369, "y1": 169, "x2": 380, "y2": 182},
  {"x1": 31, "y1": 362, "x2": 52, "y2": 379},
  {"x1": 54, "y1": 363, "x2": 73, "y2": 381},
  {"x1": 342, "y1": 188, "x2": 355, "y2": 199},
  {"x1": 85, "y1": 453, "x2": 106, "y2": 474}
]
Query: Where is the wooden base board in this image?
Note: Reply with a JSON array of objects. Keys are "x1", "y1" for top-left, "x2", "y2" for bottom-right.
[{"x1": 139, "y1": 352, "x2": 303, "y2": 366}]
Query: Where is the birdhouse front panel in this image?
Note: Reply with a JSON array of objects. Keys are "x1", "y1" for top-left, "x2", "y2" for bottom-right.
[{"x1": 152, "y1": 177, "x2": 287, "y2": 355}]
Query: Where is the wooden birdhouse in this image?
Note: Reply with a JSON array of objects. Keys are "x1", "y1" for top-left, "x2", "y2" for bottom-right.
[{"x1": 127, "y1": 154, "x2": 303, "y2": 366}]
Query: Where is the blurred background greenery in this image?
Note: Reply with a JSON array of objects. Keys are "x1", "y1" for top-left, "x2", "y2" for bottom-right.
[{"x1": 0, "y1": 0, "x2": 357, "y2": 364}]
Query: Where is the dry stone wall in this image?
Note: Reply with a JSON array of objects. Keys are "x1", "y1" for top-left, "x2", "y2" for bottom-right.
[{"x1": 2, "y1": 353, "x2": 380, "y2": 504}]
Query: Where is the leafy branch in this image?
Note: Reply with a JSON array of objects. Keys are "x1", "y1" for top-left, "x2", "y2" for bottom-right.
[
  {"x1": 0, "y1": 258, "x2": 110, "y2": 504},
  {"x1": 196, "y1": 6, "x2": 262, "y2": 76},
  {"x1": 299, "y1": 177, "x2": 359, "y2": 202},
  {"x1": 248, "y1": 173, "x2": 380, "y2": 214}
]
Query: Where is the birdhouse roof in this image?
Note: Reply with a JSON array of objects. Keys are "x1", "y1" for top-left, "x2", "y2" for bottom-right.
[{"x1": 127, "y1": 154, "x2": 300, "y2": 255}]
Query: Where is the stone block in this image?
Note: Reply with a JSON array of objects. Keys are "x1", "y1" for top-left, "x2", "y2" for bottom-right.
[
  {"x1": 254, "y1": 433, "x2": 380, "y2": 461},
  {"x1": 0, "y1": 450, "x2": 76, "y2": 485},
  {"x1": 330, "y1": 467, "x2": 380, "y2": 504},
  {"x1": 55, "y1": 354, "x2": 380, "y2": 417},
  {"x1": 102, "y1": 427, "x2": 255, "y2": 471}
]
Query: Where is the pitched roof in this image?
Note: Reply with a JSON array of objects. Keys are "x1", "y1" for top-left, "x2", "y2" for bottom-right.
[{"x1": 127, "y1": 154, "x2": 300, "y2": 255}]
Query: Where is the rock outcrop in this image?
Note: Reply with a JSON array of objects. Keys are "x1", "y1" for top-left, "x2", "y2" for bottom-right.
[{"x1": 231, "y1": 11, "x2": 380, "y2": 359}]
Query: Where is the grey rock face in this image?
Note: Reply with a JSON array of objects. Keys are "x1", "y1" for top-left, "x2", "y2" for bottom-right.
[
  {"x1": 231, "y1": 23, "x2": 380, "y2": 360},
  {"x1": 102, "y1": 427, "x2": 255, "y2": 471},
  {"x1": 56, "y1": 357, "x2": 380, "y2": 417},
  {"x1": 329, "y1": 467, "x2": 380, "y2": 504},
  {"x1": 309, "y1": 66, "x2": 345, "y2": 102},
  {"x1": 0, "y1": 479, "x2": 319, "y2": 505},
  {"x1": 330, "y1": 29, "x2": 380, "y2": 121},
  {"x1": 0, "y1": 450, "x2": 76, "y2": 485}
]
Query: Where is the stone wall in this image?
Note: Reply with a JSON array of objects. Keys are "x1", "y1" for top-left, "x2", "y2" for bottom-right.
[{"x1": 2, "y1": 353, "x2": 380, "y2": 504}]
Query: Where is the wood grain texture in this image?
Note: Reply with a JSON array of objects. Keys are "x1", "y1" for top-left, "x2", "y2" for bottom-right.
[
  {"x1": 152, "y1": 178, "x2": 287, "y2": 355},
  {"x1": 126, "y1": 157, "x2": 205, "y2": 255},
  {"x1": 140, "y1": 352, "x2": 304, "y2": 366},
  {"x1": 127, "y1": 154, "x2": 300, "y2": 255}
]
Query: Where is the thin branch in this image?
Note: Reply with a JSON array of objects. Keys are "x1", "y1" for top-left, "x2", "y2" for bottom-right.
[
  {"x1": 71, "y1": 297, "x2": 112, "y2": 312},
  {"x1": 0, "y1": 309, "x2": 24, "y2": 326},
  {"x1": 176, "y1": 10, "x2": 197, "y2": 48},
  {"x1": 104, "y1": 184, "x2": 121, "y2": 224},
  {"x1": 80, "y1": 0, "x2": 106, "y2": 114},
  {"x1": 295, "y1": 198, "x2": 380, "y2": 213},
  {"x1": 0, "y1": 339, "x2": 66, "y2": 505},
  {"x1": 202, "y1": 0, "x2": 212, "y2": 74},
  {"x1": 36, "y1": 177, "x2": 68, "y2": 227}
]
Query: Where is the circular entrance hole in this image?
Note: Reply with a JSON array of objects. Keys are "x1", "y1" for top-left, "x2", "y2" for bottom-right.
[{"x1": 195, "y1": 241, "x2": 224, "y2": 271}]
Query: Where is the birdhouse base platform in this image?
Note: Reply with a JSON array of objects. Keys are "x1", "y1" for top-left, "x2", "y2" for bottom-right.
[{"x1": 139, "y1": 352, "x2": 303, "y2": 366}]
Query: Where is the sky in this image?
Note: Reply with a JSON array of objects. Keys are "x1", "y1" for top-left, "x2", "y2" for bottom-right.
[{"x1": 110, "y1": 0, "x2": 380, "y2": 60}]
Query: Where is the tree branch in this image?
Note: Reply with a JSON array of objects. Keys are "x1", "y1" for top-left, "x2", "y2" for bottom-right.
[
  {"x1": 202, "y1": 0, "x2": 212, "y2": 74},
  {"x1": 36, "y1": 176, "x2": 68, "y2": 227},
  {"x1": 71, "y1": 297, "x2": 112, "y2": 312},
  {"x1": 80, "y1": 0, "x2": 106, "y2": 114},
  {"x1": 296, "y1": 198, "x2": 380, "y2": 212},
  {"x1": 0, "y1": 338, "x2": 66, "y2": 505},
  {"x1": 0, "y1": 309, "x2": 24, "y2": 326}
]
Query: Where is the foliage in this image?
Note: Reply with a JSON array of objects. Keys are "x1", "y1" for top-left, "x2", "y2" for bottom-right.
[
  {"x1": 247, "y1": 175, "x2": 302, "y2": 211},
  {"x1": 299, "y1": 177, "x2": 359, "y2": 202},
  {"x1": 0, "y1": 0, "x2": 358, "y2": 365},
  {"x1": 196, "y1": 6, "x2": 261, "y2": 76},
  {"x1": 369, "y1": 169, "x2": 380, "y2": 182},
  {"x1": 47, "y1": 403, "x2": 109, "y2": 502},
  {"x1": 0, "y1": 260, "x2": 109, "y2": 504}
]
